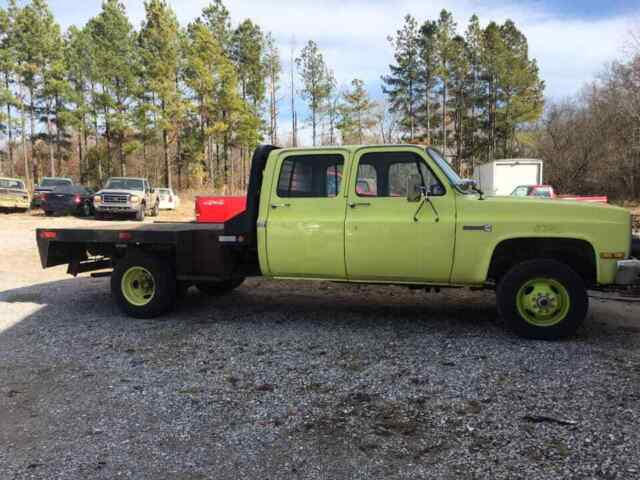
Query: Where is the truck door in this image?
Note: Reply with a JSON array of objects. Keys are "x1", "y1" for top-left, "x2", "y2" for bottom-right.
[
  {"x1": 265, "y1": 151, "x2": 348, "y2": 278},
  {"x1": 345, "y1": 147, "x2": 456, "y2": 283}
]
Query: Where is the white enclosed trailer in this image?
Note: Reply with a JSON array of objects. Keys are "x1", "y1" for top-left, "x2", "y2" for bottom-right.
[{"x1": 473, "y1": 159, "x2": 544, "y2": 196}]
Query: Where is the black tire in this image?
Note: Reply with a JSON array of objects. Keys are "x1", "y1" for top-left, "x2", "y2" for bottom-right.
[
  {"x1": 196, "y1": 278, "x2": 245, "y2": 296},
  {"x1": 497, "y1": 259, "x2": 588, "y2": 340},
  {"x1": 135, "y1": 205, "x2": 145, "y2": 222},
  {"x1": 111, "y1": 250, "x2": 176, "y2": 318},
  {"x1": 95, "y1": 211, "x2": 105, "y2": 220},
  {"x1": 81, "y1": 203, "x2": 91, "y2": 217},
  {"x1": 151, "y1": 201, "x2": 160, "y2": 217},
  {"x1": 44, "y1": 210, "x2": 53, "y2": 217}
]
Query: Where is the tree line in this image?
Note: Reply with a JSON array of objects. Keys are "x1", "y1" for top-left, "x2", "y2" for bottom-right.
[
  {"x1": 0, "y1": 0, "x2": 282, "y2": 191},
  {"x1": 529, "y1": 52, "x2": 640, "y2": 201},
  {"x1": 0, "y1": 1, "x2": 546, "y2": 192},
  {"x1": 382, "y1": 11, "x2": 545, "y2": 171}
]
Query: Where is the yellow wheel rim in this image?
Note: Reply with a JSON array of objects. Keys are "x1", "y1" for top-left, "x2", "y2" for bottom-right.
[
  {"x1": 121, "y1": 266, "x2": 155, "y2": 307},
  {"x1": 516, "y1": 278, "x2": 571, "y2": 327}
]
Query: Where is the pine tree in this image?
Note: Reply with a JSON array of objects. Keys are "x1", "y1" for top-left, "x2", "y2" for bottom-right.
[
  {"x1": 296, "y1": 40, "x2": 332, "y2": 146},
  {"x1": 139, "y1": 0, "x2": 181, "y2": 188},
  {"x1": 435, "y1": 9, "x2": 457, "y2": 155},
  {"x1": 0, "y1": 5, "x2": 17, "y2": 177},
  {"x1": 417, "y1": 20, "x2": 438, "y2": 144},
  {"x1": 263, "y1": 33, "x2": 281, "y2": 145},
  {"x1": 382, "y1": 15, "x2": 420, "y2": 140},
  {"x1": 87, "y1": 0, "x2": 137, "y2": 177},
  {"x1": 231, "y1": 19, "x2": 265, "y2": 185},
  {"x1": 338, "y1": 79, "x2": 377, "y2": 144},
  {"x1": 184, "y1": 21, "x2": 242, "y2": 186},
  {"x1": 63, "y1": 26, "x2": 92, "y2": 182},
  {"x1": 13, "y1": 0, "x2": 60, "y2": 182}
]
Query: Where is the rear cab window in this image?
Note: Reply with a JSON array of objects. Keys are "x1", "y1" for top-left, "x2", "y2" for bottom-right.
[{"x1": 276, "y1": 154, "x2": 345, "y2": 198}]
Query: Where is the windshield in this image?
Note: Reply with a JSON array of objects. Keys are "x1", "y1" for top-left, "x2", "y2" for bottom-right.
[
  {"x1": 41, "y1": 178, "x2": 72, "y2": 187},
  {"x1": 426, "y1": 148, "x2": 466, "y2": 190},
  {"x1": 105, "y1": 178, "x2": 145, "y2": 191},
  {"x1": 0, "y1": 178, "x2": 25, "y2": 190}
]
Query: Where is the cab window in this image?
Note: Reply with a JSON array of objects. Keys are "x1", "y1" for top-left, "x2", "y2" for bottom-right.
[
  {"x1": 277, "y1": 154, "x2": 344, "y2": 198},
  {"x1": 355, "y1": 151, "x2": 444, "y2": 197},
  {"x1": 511, "y1": 186, "x2": 529, "y2": 197}
]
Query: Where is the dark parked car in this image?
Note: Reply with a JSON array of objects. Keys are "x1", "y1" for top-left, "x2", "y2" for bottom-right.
[
  {"x1": 31, "y1": 177, "x2": 73, "y2": 208},
  {"x1": 41, "y1": 184, "x2": 94, "y2": 217}
]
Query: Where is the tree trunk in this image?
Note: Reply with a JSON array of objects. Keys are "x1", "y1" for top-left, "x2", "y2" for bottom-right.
[
  {"x1": 46, "y1": 112, "x2": 55, "y2": 177},
  {"x1": 442, "y1": 81, "x2": 447, "y2": 155},
  {"x1": 5, "y1": 75, "x2": 13, "y2": 177},
  {"x1": 29, "y1": 91, "x2": 37, "y2": 184},
  {"x1": 55, "y1": 95, "x2": 62, "y2": 175},
  {"x1": 94, "y1": 111, "x2": 102, "y2": 183}
]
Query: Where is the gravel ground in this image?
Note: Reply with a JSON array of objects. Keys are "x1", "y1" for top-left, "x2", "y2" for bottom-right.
[{"x1": 1, "y1": 212, "x2": 640, "y2": 480}]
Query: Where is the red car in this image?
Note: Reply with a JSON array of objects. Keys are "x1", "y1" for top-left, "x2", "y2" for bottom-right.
[{"x1": 511, "y1": 184, "x2": 608, "y2": 203}]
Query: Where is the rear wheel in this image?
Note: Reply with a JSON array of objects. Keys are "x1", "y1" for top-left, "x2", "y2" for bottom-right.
[
  {"x1": 111, "y1": 251, "x2": 176, "y2": 318},
  {"x1": 151, "y1": 201, "x2": 159, "y2": 217},
  {"x1": 497, "y1": 259, "x2": 588, "y2": 340},
  {"x1": 196, "y1": 278, "x2": 245, "y2": 296}
]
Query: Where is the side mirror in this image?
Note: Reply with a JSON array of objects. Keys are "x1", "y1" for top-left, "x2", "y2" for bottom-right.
[{"x1": 406, "y1": 175, "x2": 425, "y2": 202}]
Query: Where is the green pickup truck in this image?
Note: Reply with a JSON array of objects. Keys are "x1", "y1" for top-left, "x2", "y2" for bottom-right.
[{"x1": 36, "y1": 145, "x2": 640, "y2": 339}]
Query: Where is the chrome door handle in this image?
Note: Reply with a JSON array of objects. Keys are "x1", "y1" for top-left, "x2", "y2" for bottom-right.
[
  {"x1": 271, "y1": 203, "x2": 291, "y2": 209},
  {"x1": 348, "y1": 202, "x2": 371, "y2": 208}
]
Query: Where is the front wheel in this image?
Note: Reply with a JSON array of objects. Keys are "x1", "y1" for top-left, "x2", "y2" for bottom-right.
[
  {"x1": 111, "y1": 251, "x2": 176, "y2": 318},
  {"x1": 196, "y1": 278, "x2": 245, "y2": 296},
  {"x1": 497, "y1": 259, "x2": 588, "y2": 340},
  {"x1": 135, "y1": 205, "x2": 145, "y2": 222},
  {"x1": 151, "y1": 201, "x2": 159, "y2": 217}
]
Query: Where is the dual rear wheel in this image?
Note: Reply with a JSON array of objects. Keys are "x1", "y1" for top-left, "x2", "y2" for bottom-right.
[{"x1": 112, "y1": 251, "x2": 244, "y2": 318}]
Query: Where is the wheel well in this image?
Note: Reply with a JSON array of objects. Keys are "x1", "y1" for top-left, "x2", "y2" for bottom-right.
[{"x1": 488, "y1": 238, "x2": 597, "y2": 286}]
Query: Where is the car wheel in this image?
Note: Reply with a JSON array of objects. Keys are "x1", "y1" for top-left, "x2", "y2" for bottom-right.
[
  {"x1": 82, "y1": 203, "x2": 91, "y2": 217},
  {"x1": 497, "y1": 259, "x2": 588, "y2": 340},
  {"x1": 135, "y1": 205, "x2": 145, "y2": 222},
  {"x1": 152, "y1": 201, "x2": 160, "y2": 217},
  {"x1": 111, "y1": 250, "x2": 176, "y2": 318},
  {"x1": 195, "y1": 278, "x2": 245, "y2": 296},
  {"x1": 44, "y1": 210, "x2": 53, "y2": 217}
]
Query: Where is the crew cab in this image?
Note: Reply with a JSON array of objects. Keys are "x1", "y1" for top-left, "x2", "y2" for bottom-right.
[
  {"x1": 511, "y1": 184, "x2": 608, "y2": 203},
  {"x1": 36, "y1": 145, "x2": 640, "y2": 339},
  {"x1": 93, "y1": 177, "x2": 160, "y2": 221}
]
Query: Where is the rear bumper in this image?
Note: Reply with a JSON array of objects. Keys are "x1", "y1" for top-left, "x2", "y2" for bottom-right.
[
  {"x1": 0, "y1": 197, "x2": 29, "y2": 209},
  {"x1": 615, "y1": 259, "x2": 640, "y2": 285}
]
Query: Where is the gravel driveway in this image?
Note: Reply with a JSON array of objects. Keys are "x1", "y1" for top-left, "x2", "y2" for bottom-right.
[{"x1": 1, "y1": 213, "x2": 640, "y2": 480}]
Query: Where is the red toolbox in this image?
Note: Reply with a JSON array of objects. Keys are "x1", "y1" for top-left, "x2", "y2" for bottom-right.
[{"x1": 195, "y1": 196, "x2": 247, "y2": 223}]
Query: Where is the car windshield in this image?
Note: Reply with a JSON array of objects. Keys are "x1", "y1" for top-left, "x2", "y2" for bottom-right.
[
  {"x1": 105, "y1": 178, "x2": 145, "y2": 191},
  {"x1": 41, "y1": 178, "x2": 71, "y2": 187},
  {"x1": 426, "y1": 148, "x2": 467, "y2": 192},
  {"x1": 0, "y1": 178, "x2": 25, "y2": 189}
]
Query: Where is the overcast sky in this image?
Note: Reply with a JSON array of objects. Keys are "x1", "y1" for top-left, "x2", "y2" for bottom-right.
[{"x1": 3, "y1": 0, "x2": 639, "y2": 141}]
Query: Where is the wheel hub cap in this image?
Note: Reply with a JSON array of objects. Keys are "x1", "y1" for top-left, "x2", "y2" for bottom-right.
[
  {"x1": 121, "y1": 266, "x2": 155, "y2": 306},
  {"x1": 516, "y1": 278, "x2": 571, "y2": 327}
]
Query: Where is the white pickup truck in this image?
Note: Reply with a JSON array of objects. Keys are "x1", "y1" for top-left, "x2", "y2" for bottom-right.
[{"x1": 93, "y1": 177, "x2": 160, "y2": 221}]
